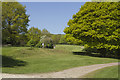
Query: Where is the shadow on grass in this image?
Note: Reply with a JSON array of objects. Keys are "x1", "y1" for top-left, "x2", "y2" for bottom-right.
[
  {"x1": 73, "y1": 47, "x2": 120, "y2": 59},
  {"x1": 73, "y1": 52, "x2": 119, "y2": 59},
  {"x1": 1, "y1": 55, "x2": 27, "y2": 68},
  {"x1": 73, "y1": 51, "x2": 101, "y2": 56}
]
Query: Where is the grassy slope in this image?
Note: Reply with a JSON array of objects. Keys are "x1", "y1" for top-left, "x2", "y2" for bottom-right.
[
  {"x1": 2, "y1": 45, "x2": 118, "y2": 74},
  {"x1": 82, "y1": 65, "x2": 119, "y2": 78}
]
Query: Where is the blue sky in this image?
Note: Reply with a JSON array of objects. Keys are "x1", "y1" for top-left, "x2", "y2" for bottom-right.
[{"x1": 20, "y1": 2, "x2": 85, "y2": 34}]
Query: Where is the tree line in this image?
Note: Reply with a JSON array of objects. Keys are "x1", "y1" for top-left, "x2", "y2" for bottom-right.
[
  {"x1": 26, "y1": 27, "x2": 67, "y2": 48},
  {"x1": 2, "y1": 2, "x2": 67, "y2": 48}
]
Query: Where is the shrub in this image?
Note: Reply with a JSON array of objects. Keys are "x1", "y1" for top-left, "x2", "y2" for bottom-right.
[
  {"x1": 41, "y1": 36, "x2": 54, "y2": 49},
  {"x1": 44, "y1": 41, "x2": 54, "y2": 49}
]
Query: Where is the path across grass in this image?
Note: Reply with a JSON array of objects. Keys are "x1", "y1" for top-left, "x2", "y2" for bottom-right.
[
  {"x1": 2, "y1": 45, "x2": 118, "y2": 74},
  {"x1": 2, "y1": 62, "x2": 119, "y2": 78}
]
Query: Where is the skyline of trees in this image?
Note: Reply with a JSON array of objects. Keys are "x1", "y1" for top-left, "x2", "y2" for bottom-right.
[
  {"x1": 2, "y1": 1, "x2": 120, "y2": 58},
  {"x1": 2, "y1": 2, "x2": 66, "y2": 47}
]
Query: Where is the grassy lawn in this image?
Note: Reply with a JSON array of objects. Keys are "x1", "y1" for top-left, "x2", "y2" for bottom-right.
[
  {"x1": 82, "y1": 65, "x2": 119, "y2": 78},
  {"x1": 2, "y1": 45, "x2": 118, "y2": 74}
]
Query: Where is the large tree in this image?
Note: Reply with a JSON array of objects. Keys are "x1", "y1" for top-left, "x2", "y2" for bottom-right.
[
  {"x1": 2, "y1": 2, "x2": 29, "y2": 45},
  {"x1": 64, "y1": 2, "x2": 120, "y2": 57}
]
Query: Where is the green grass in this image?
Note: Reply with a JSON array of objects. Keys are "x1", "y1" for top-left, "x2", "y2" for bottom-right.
[
  {"x1": 82, "y1": 65, "x2": 119, "y2": 78},
  {"x1": 2, "y1": 45, "x2": 118, "y2": 74},
  {"x1": 55, "y1": 45, "x2": 83, "y2": 52}
]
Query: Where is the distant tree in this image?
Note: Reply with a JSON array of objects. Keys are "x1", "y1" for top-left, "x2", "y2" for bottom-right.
[
  {"x1": 64, "y1": 2, "x2": 120, "y2": 57},
  {"x1": 52, "y1": 34, "x2": 62, "y2": 44},
  {"x1": 59, "y1": 35, "x2": 67, "y2": 44},
  {"x1": 27, "y1": 27, "x2": 41, "y2": 45},
  {"x1": 2, "y1": 2, "x2": 29, "y2": 45},
  {"x1": 41, "y1": 28, "x2": 51, "y2": 36}
]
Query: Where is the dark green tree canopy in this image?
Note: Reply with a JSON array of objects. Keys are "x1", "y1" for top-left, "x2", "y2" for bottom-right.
[
  {"x1": 2, "y1": 2, "x2": 29, "y2": 45},
  {"x1": 64, "y1": 2, "x2": 120, "y2": 51}
]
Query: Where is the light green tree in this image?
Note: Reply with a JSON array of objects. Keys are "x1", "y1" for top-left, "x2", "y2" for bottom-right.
[{"x1": 64, "y1": 2, "x2": 120, "y2": 57}]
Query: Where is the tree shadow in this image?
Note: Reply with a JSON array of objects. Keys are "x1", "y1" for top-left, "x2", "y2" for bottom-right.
[
  {"x1": 73, "y1": 51, "x2": 119, "y2": 59},
  {"x1": 74, "y1": 47, "x2": 120, "y2": 59},
  {"x1": 1, "y1": 55, "x2": 27, "y2": 68},
  {"x1": 73, "y1": 51, "x2": 101, "y2": 57},
  {"x1": 73, "y1": 52, "x2": 87, "y2": 55}
]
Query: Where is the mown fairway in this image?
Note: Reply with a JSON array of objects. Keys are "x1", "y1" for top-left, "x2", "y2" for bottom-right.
[
  {"x1": 2, "y1": 45, "x2": 118, "y2": 74},
  {"x1": 83, "y1": 65, "x2": 119, "y2": 78}
]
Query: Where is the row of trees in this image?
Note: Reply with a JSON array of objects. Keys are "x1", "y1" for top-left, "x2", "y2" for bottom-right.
[
  {"x1": 26, "y1": 27, "x2": 67, "y2": 48},
  {"x1": 2, "y1": 2, "x2": 67, "y2": 48},
  {"x1": 2, "y1": 1, "x2": 120, "y2": 58}
]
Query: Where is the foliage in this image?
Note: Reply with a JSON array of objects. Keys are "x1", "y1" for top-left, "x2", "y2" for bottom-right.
[
  {"x1": 40, "y1": 35, "x2": 54, "y2": 48},
  {"x1": 27, "y1": 39, "x2": 35, "y2": 48},
  {"x1": 41, "y1": 28, "x2": 51, "y2": 36},
  {"x1": 44, "y1": 41, "x2": 54, "y2": 49},
  {"x1": 51, "y1": 34, "x2": 62, "y2": 44},
  {"x1": 36, "y1": 41, "x2": 42, "y2": 48},
  {"x1": 19, "y1": 33, "x2": 28, "y2": 46},
  {"x1": 44, "y1": 37, "x2": 54, "y2": 48},
  {"x1": 59, "y1": 35, "x2": 67, "y2": 44},
  {"x1": 27, "y1": 27, "x2": 41, "y2": 45},
  {"x1": 64, "y1": 2, "x2": 120, "y2": 57},
  {"x1": 2, "y1": 2, "x2": 29, "y2": 45}
]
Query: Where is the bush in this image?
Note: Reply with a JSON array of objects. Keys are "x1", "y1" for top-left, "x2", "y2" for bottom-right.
[
  {"x1": 44, "y1": 41, "x2": 54, "y2": 49},
  {"x1": 36, "y1": 41, "x2": 42, "y2": 48},
  {"x1": 41, "y1": 36, "x2": 54, "y2": 49}
]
